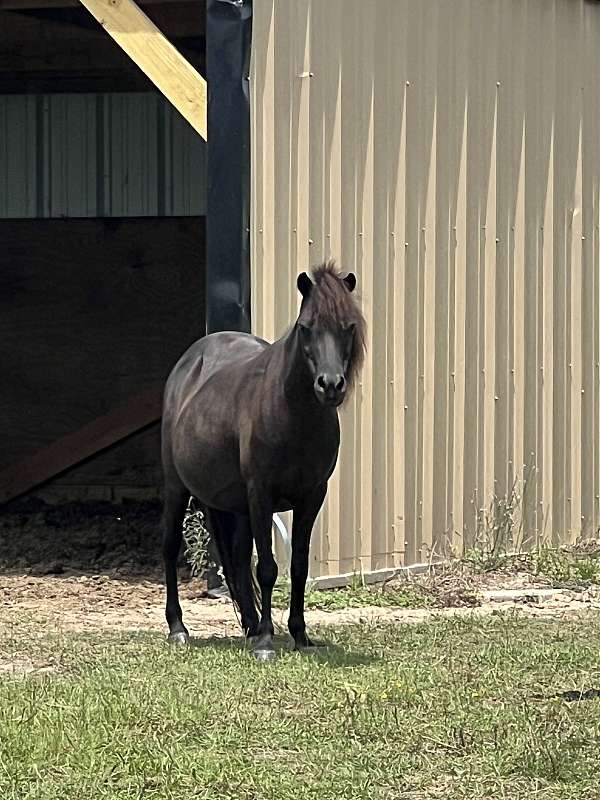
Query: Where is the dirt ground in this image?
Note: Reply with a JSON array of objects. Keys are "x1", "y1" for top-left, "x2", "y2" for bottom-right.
[
  {"x1": 1, "y1": 572, "x2": 600, "y2": 642},
  {"x1": 1, "y1": 499, "x2": 600, "y2": 641}
]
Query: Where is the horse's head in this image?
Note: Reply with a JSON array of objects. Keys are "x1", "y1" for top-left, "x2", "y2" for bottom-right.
[{"x1": 296, "y1": 261, "x2": 366, "y2": 407}]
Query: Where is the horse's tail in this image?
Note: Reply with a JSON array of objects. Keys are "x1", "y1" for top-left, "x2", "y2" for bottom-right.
[{"x1": 206, "y1": 509, "x2": 261, "y2": 630}]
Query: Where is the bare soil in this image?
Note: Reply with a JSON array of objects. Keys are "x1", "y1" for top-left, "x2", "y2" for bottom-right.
[
  {"x1": 1, "y1": 572, "x2": 600, "y2": 643},
  {"x1": 1, "y1": 499, "x2": 600, "y2": 642}
]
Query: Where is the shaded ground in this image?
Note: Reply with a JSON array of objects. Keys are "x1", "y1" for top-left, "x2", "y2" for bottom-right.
[{"x1": 0, "y1": 498, "x2": 167, "y2": 577}]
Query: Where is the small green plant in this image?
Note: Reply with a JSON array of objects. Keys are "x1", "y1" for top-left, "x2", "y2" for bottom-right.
[
  {"x1": 533, "y1": 547, "x2": 600, "y2": 585},
  {"x1": 181, "y1": 499, "x2": 213, "y2": 577},
  {"x1": 273, "y1": 574, "x2": 434, "y2": 611}
]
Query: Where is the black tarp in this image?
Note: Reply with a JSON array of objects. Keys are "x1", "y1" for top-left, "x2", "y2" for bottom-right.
[
  {"x1": 204, "y1": 0, "x2": 253, "y2": 592},
  {"x1": 206, "y1": 0, "x2": 252, "y2": 335}
]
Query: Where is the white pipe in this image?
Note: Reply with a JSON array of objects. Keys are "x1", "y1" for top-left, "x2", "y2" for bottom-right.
[{"x1": 272, "y1": 513, "x2": 292, "y2": 560}]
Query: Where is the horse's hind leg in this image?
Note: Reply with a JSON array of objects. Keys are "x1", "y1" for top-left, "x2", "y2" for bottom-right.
[
  {"x1": 204, "y1": 509, "x2": 259, "y2": 637},
  {"x1": 162, "y1": 479, "x2": 190, "y2": 645},
  {"x1": 232, "y1": 514, "x2": 259, "y2": 638}
]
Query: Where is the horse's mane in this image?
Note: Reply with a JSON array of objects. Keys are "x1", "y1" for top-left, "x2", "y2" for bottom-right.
[{"x1": 304, "y1": 260, "x2": 367, "y2": 390}]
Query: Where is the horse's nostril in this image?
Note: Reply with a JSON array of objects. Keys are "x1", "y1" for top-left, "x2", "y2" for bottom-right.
[
  {"x1": 335, "y1": 376, "x2": 345, "y2": 392},
  {"x1": 317, "y1": 375, "x2": 327, "y2": 390}
]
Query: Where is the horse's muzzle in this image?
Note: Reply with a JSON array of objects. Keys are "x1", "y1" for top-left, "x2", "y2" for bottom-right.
[{"x1": 314, "y1": 373, "x2": 346, "y2": 406}]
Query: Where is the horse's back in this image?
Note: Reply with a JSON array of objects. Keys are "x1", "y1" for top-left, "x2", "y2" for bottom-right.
[
  {"x1": 161, "y1": 332, "x2": 270, "y2": 509},
  {"x1": 164, "y1": 332, "x2": 269, "y2": 410}
]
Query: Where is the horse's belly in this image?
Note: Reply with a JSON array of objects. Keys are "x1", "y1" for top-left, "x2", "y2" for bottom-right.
[{"x1": 174, "y1": 432, "x2": 249, "y2": 513}]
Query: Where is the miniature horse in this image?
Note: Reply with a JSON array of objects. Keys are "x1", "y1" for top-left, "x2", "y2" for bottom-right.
[{"x1": 161, "y1": 261, "x2": 366, "y2": 660}]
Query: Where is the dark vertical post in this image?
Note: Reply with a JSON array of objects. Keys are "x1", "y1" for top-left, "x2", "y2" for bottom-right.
[
  {"x1": 204, "y1": 0, "x2": 253, "y2": 594},
  {"x1": 206, "y1": 0, "x2": 253, "y2": 335}
]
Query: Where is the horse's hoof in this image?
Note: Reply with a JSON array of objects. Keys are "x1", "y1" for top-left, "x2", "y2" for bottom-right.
[
  {"x1": 254, "y1": 648, "x2": 276, "y2": 662},
  {"x1": 168, "y1": 631, "x2": 190, "y2": 646}
]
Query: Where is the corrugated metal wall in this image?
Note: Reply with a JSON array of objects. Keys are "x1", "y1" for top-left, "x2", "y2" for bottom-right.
[
  {"x1": 0, "y1": 92, "x2": 205, "y2": 218},
  {"x1": 251, "y1": 0, "x2": 600, "y2": 577}
]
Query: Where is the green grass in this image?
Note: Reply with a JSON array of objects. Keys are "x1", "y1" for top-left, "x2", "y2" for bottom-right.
[
  {"x1": 273, "y1": 577, "x2": 437, "y2": 611},
  {"x1": 1, "y1": 613, "x2": 600, "y2": 799},
  {"x1": 462, "y1": 546, "x2": 600, "y2": 585}
]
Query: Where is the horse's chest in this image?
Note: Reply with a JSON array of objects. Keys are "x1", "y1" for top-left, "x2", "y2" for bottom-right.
[{"x1": 271, "y1": 437, "x2": 338, "y2": 508}]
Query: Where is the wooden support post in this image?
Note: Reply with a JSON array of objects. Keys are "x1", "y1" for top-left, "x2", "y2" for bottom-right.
[{"x1": 77, "y1": 0, "x2": 207, "y2": 140}]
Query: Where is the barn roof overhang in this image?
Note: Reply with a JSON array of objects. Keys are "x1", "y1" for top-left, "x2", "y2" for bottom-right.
[{"x1": 0, "y1": 0, "x2": 206, "y2": 139}]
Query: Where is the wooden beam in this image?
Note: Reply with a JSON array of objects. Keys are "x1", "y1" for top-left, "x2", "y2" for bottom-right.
[
  {"x1": 0, "y1": 386, "x2": 163, "y2": 504},
  {"x1": 76, "y1": 0, "x2": 206, "y2": 139}
]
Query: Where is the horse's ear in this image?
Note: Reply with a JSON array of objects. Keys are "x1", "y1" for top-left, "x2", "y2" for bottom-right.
[
  {"x1": 343, "y1": 272, "x2": 357, "y2": 293},
  {"x1": 297, "y1": 272, "x2": 313, "y2": 299}
]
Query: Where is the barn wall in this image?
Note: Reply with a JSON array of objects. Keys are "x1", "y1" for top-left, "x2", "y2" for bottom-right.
[
  {"x1": 0, "y1": 92, "x2": 206, "y2": 218},
  {"x1": 250, "y1": 0, "x2": 600, "y2": 577}
]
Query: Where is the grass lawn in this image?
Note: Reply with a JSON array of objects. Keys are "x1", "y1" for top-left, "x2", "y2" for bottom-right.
[{"x1": 1, "y1": 612, "x2": 600, "y2": 799}]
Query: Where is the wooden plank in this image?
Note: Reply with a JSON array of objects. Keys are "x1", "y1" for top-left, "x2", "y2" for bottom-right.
[
  {"x1": 0, "y1": 387, "x2": 163, "y2": 503},
  {"x1": 77, "y1": 0, "x2": 206, "y2": 139}
]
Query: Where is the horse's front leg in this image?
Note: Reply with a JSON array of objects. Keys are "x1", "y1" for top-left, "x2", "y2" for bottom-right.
[
  {"x1": 288, "y1": 483, "x2": 327, "y2": 651},
  {"x1": 247, "y1": 485, "x2": 278, "y2": 660}
]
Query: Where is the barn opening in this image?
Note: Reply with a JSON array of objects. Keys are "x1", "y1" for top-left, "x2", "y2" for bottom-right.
[{"x1": 0, "y1": 0, "x2": 207, "y2": 504}]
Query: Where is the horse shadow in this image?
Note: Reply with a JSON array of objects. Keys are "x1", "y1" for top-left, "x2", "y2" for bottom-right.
[{"x1": 186, "y1": 633, "x2": 378, "y2": 668}]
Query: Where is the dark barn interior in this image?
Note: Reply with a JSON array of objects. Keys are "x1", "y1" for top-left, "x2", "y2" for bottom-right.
[{"x1": 0, "y1": 0, "x2": 207, "y2": 505}]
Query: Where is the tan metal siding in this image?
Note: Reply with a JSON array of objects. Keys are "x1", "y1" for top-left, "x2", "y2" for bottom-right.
[{"x1": 251, "y1": 0, "x2": 600, "y2": 577}]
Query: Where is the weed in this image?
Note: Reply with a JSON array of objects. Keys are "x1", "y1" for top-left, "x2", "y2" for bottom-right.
[
  {"x1": 181, "y1": 499, "x2": 213, "y2": 577},
  {"x1": 463, "y1": 467, "x2": 535, "y2": 572}
]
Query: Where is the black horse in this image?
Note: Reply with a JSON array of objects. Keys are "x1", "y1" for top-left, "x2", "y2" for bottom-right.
[{"x1": 161, "y1": 261, "x2": 366, "y2": 660}]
